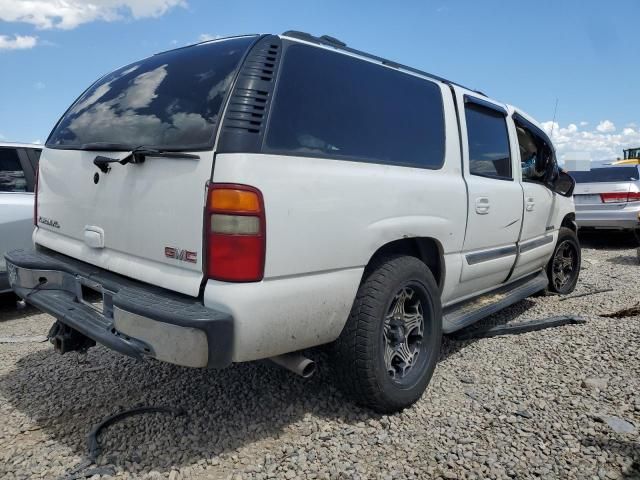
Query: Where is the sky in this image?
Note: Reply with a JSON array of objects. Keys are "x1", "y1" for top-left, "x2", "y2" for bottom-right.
[{"x1": 0, "y1": 0, "x2": 638, "y2": 162}]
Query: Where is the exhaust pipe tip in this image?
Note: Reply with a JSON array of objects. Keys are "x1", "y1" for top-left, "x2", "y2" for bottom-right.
[
  {"x1": 269, "y1": 352, "x2": 316, "y2": 378},
  {"x1": 299, "y1": 359, "x2": 316, "y2": 378}
]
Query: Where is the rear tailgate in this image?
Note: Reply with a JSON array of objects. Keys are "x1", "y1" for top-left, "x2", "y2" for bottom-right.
[
  {"x1": 34, "y1": 36, "x2": 257, "y2": 296},
  {"x1": 35, "y1": 148, "x2": 211, "y2": 296}
]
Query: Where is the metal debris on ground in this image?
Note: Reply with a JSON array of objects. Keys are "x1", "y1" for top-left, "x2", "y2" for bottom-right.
[
  {"x1": 58, "y1": 462, "x2": 116, "y2": 480},
  {"x1": 601, "y1": 304, "x2": 640, "y2": 318},
  {"x1": 464, "y1": 390, "x2": 491, "y2": 412},
  {"x1": 592, "y1": 415, "x2": 637, "y2": 434},
  {"x1": 0, "y1": 335, "x2": 48, "y2": 343},
  {"x1": 514, "y1": 410, "x2": 533, "y2": 419},
  {"x1": 87, "y1": 406, "x2": 185, "y2": 461},
  {"x1": 452, "y1": 316, "x2": 587, "y2": 340},
  {"x1": 558, "y1": 288, "x2": 614, "y2": 301},
  {"x1": 56, "y1": 406, "x2": 184, "y2": 480}
]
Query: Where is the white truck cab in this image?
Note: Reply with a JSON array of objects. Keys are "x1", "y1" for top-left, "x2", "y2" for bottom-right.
[{"x1": 6, "y1": 32, "x2": 579, "y2": 412}]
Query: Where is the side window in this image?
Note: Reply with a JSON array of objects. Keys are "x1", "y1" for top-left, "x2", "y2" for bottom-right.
[
  {"x1": 265, "y1": 44, "x2": 445, "y2": 169},
  {"x1": 0, "y1": 148, "x2": 28, "y2": 193},
  {"x1": 515, "y1": 120, "x2": 554, "y2": 183},
  {"x1": 465, "y1": 103, "x2": 512, "y2": 179}
]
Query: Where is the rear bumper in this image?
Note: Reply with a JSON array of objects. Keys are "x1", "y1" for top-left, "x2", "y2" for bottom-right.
[
  {"x1": 4, "y1": 248, "x2": 233, "y2": 368},
  {"x1": 575, "y1": 203, "x2": 640, "y2": 230}
]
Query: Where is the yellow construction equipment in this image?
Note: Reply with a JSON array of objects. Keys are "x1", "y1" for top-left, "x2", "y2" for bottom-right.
[{"x1": 614, "y1": 147, "x2": 640, "y2": 165}]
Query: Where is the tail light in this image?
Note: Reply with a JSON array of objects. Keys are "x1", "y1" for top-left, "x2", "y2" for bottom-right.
[
  {"x1": 205, "y1": 183, "x2": 265, "y2": 282},
  {"x1": 600, "y1": 192, "x2": 640, "y2": 203},
  {"x1": 33, "y1": 165, "x2": 39, "y2": 226},
  {"x1": 628, "y1": 192, "x2": 640, "y2": 202}
]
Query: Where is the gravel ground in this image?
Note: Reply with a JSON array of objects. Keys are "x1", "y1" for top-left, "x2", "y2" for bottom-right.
[{"x1": 0, "y1": 232, "x2": 638, "y2": 480}]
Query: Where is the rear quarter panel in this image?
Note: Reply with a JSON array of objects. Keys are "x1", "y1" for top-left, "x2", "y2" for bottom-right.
[{"x1": 212, "y1": 153, "x2": 467, "y2": 278}]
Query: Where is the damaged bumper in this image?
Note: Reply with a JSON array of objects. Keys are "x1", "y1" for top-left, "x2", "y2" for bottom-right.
[{"x1": 4, "y1": 248, "x2": 233, "y2": 368}]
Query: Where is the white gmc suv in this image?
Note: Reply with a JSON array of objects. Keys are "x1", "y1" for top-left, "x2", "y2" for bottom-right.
[{"x1": 6, "y1": 32, "x2": 580, "y2": 413}]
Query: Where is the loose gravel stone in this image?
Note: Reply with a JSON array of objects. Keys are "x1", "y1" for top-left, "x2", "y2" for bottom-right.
[{"x1": 0, "y1": 231, "x2": 639, "y2": 479}]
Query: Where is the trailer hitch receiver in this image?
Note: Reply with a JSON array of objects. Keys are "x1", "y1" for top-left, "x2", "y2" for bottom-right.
[{"x1": 48, "y1": 321, "x2": 96, "y2": 354}]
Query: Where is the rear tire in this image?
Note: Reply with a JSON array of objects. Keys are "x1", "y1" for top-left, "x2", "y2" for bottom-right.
[
  {"x1": 332, "y1": 255, "x2": 442, "y2": 413},
  {"x1": 546, "y1": 227, "x2": 581, "y2": 294}
]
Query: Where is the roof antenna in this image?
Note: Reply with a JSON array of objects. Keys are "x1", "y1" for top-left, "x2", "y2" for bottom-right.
[{"x1": 549, "y1": 98, "x2": 559, "y2": 139}]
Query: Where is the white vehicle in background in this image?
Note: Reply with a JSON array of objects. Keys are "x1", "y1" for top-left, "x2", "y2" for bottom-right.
[
  {"x1": 0, "y1": 142, "x2": 41, "y2": 293},
  {"x1": 6, "y1": 32, "x2": 579, "y2": 412},
  {"x1": 571, "y1": 165, "x2": 640, "y2": 231}
]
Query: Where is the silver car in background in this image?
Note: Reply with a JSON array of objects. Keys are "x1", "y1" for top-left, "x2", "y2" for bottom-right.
[
  {"x1": 0, "y1": 142, "x2": 41, "y2": 293},
  {"x1": 571, "y1": 165, "x2": 640, "y2": 230}
]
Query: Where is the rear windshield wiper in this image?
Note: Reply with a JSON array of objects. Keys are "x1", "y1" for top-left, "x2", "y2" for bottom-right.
[
  {"x1": 81, "y1": 142, "x2": 135, "y2": 152},
  {"x1": 86, "y1": 144, "x2": 200, "y2": 173}
]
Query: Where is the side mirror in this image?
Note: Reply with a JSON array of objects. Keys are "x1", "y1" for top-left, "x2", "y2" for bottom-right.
[{"x1": 553, "y1": 170, "x2": 575, "y2": 197}]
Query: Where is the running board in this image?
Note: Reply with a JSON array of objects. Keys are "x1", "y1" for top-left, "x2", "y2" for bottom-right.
[{"x1": 442, "y1": 271, "x2": 548, "y2": 333}]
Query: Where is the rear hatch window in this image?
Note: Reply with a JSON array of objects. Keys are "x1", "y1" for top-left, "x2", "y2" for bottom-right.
[
  {"x1": 46, "y1": 36, "x2": 256, "y2": 150},
  {"x1": 570, "y1": 167, "x2": 638, "y2": 183}
]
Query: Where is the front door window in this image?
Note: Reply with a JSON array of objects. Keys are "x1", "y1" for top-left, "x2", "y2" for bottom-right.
[{"x1": 515, "y1": 122, "x2": 554, "y2": 183}]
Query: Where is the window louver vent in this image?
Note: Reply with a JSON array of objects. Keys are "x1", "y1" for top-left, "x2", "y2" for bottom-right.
[{"x1": 217, "y1": 36, "x2": 282, "y2": 153}]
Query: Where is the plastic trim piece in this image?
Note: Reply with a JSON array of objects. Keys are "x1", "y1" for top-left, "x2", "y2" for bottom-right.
[
  {"x1": 465, "y1": 245, "x2": 517, "y2": 265},
  {"x1": 519, "y1": 235, "x2": 554, "y2": 254},
  {"x1": 464, "y1": 94, "x2": 508, "y2": 116},
  {"x1": 216, "y1": 35, "x2": 283, "y2": 154}
]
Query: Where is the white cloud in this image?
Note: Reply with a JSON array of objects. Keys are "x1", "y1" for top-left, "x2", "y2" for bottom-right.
[
  {"x1": 0, "y1": 34, "x2": 38, "y2": 50},
  {"x1": 198, "y1": 33, "x2": 220, "y2": 42},
  {"x1": 63, "y1": 64, "x2": 224, "y2": 146},
  {"x1": 541, "y1": 120, "x2": 640, "y2": 162},
  {"x1": 118, "y1": 64, "x2": 167, "y2": 109},
  {"x1": 579, "y1": 121, "x2": 589, "y2": 127},
  {"x1": 596, "y1": 120, "x2": 615, "y2": 133},
  {"x1": 0, "y1": 0, "x2": 186, "y2": 30}
]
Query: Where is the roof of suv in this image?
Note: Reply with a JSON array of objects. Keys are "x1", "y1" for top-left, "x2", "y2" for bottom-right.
[{"x1": 177, "y1": 31, "x2": 488, "y2": 98}]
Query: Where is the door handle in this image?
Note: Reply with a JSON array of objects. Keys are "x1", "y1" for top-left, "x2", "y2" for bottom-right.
[
  {"x1": 526, "y1": 197, "x2": 535, "y2": 212},
  {"x1": 475, "y1": 197, "x2": 490, "y2": 215}
]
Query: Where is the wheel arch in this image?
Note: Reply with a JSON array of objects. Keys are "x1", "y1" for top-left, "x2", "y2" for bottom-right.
[
  {"x1": 561, "y1": 212, "x2": 577, "y2": 232},
  {"x1": 365, "y1": 237, "x2": 445, "y2": 291}
]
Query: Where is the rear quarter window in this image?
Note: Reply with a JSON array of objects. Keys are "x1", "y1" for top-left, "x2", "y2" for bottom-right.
[{"x1": 265, "y1": 44, "x2": 445, "y2": 169}]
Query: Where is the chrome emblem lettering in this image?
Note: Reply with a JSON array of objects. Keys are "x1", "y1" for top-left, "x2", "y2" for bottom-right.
[
  {"x1": 38, "y1": 216, "x2": 60, "y2": 229},
  {"x1": 164, "y1": 247, "x2": 197, "y2": 264}
]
